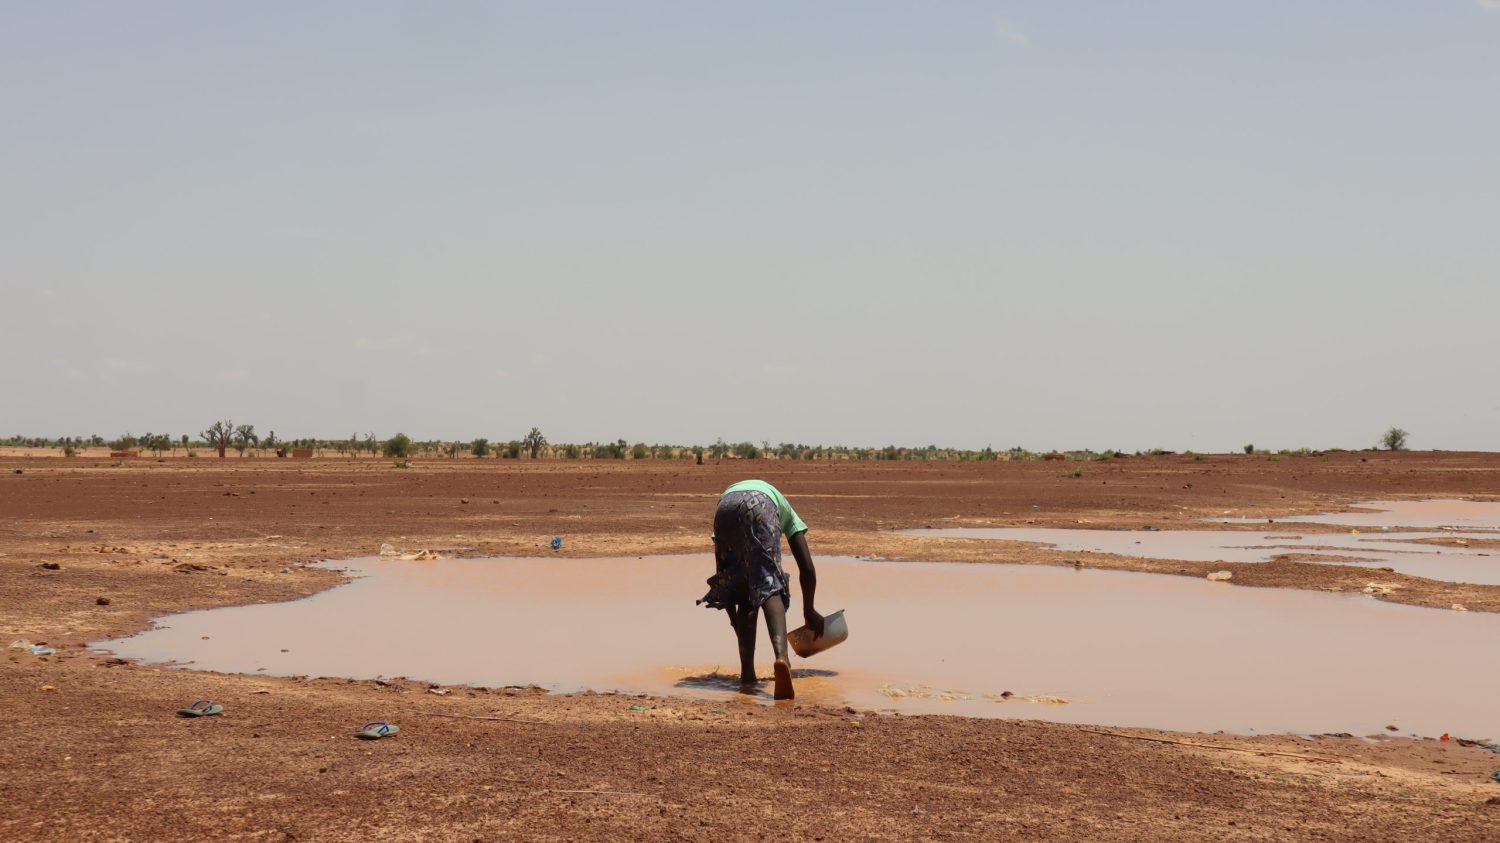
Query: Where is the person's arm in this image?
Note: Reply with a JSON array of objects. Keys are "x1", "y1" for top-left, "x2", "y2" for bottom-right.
[{"x1": 788, "y1": 530, "x2": 824, "y2": 636}]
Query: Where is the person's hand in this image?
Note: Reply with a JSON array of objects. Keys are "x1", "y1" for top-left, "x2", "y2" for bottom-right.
[{"x1": 804, "y1": 609, "x2": 826, "y2": 638}]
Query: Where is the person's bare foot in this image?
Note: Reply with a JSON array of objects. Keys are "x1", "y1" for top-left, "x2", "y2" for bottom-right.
[{"x1": 773, "y1": 658, "x2": 794, "y2": 700}]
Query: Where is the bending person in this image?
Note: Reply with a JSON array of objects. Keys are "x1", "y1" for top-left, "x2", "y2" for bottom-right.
[{"x1": 698, "y1": 479, "x2": 824, "y2": 700}]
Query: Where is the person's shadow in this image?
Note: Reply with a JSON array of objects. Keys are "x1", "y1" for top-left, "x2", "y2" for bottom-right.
[{"x1": 676, "y1": 668, "x2": 839, "y2": 697}]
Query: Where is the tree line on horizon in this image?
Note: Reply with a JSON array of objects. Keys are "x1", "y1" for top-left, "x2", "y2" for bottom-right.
[{"x1": 3, "y1": 426, "x2": 1415, "y2": 461}]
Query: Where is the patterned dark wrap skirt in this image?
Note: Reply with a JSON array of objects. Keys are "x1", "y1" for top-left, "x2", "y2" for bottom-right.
[{"x1": 698, "y1": 490, "x2": 791, "y2": 613}]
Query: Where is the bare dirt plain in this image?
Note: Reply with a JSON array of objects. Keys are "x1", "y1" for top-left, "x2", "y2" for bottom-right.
[{"x1": 5, "y1": 451, "x2": 1500, "y2": 841}]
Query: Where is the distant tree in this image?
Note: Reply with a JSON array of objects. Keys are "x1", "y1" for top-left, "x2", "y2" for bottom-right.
[
  {"x1": 631, "y1": 442, "x2": 648, "y2": 460},
  {"x1": 363, "y1": 432, "x2": 378, "y2": 458},
  {"x1": 233, "y1": 424, "x2": 257, "y2": 456},
  {"x1": 733, "y1": 441, "x2": 761, "y2": 459},
  {"x1": 471, "y1": 438, "x2": 490, "y2": 458},
  {"x1": 1243, "y1": 444, "x2": 1255, "y2": 455},
  {"x1": 710, "y1": 438, "x2": 728, "y2": 461},
  {"x1": 202, "y1": 421, "x2": 234, "y2": 458},
  {"x1": 113, "y1": 432, "x2": 139, "y2": 452},
  {"x1": 263, "y1": 430, "x2": 278, "y2": 454},
  {"x1": 1381, "y1": 427, "x2": 1409, "y2": 451},
  {"x1": 145, "y1": 433, "x2": 172, "y2": 456},
  {"x1": 383, "y1": 433, "x2": 413, "y2": 458},
  {"x1": 523, "y1": 427, "x2": 547, "y2": 459}
]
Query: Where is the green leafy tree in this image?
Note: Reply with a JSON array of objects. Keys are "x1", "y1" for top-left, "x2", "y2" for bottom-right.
[
  {"x1": 631, "y1": 442, "x2": 648, "y2": 460},
  {"x1": 383, "y1": 432, "x2": 413, "y2": 458},
  {"x1": 471, "y1": 438, "x2": 490, "y2": 458},
  {"x1": 1381, "y1": 427, "x2": 1409, "y2": 451},
  {"x1": 233, "y1": 424, "x2": 257, "y2": 456},
  {"x1": 523, "y1": 427, "x2": 547, "y2": 459},
  {"x1": 202, "y1": 420, "x2": 234, "y2": 458}
]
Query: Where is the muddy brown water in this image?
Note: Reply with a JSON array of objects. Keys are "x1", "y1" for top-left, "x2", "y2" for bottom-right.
[
  {"x1": 1223, "y1": 499, "x2": 1500, "y2": 531},
  {"x1": 99, "y1": 554, "x2": 1500, "y2": 738},
  {"x1": 910, "y1": 500, "x2": 1500, "y2": 585}
]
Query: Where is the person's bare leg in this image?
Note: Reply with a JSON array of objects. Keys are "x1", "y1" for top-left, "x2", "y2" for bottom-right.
[
  {"x1": 729, "y1": 603, "x2": 759, "y2": 688},
  {"x1": 761, "y1": 596, "x2": 794, "y2": 700}
]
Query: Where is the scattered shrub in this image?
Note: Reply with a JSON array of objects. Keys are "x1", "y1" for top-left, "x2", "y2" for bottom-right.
[
  {"x1": 1381, "y1": 427, "x2": 1409, "y2": 451},
  {"x1": 383, "y1": 433, "x2": 413, "y2": 458}
]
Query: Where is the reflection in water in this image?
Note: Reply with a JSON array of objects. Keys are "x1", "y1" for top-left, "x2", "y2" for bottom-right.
[{"x1": 99, "y1": 553, "x2": 1500, "y2": 737}]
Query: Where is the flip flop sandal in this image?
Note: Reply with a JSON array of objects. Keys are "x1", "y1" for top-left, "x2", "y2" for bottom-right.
[
  {"x1": 354, "y1": 721, "x2": 400, "y2": 740},
  {"x1": 177, "y1": 699, "x2": 224, "y2": 717}
]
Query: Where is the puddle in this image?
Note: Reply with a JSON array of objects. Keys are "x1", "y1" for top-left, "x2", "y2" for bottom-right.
[
  {"x1": 908, "y1": 501, "x2": 1500, "y2": 585},
  {"x1": 99, "y1": 555, "x2": 1500, "y2": 738},
  {"x1": 907, "y1": 527, "x2": 1500, "y2": 584},
  {"x1": 1221, "y1": 499, "x2": 1500, "y2": 531}
]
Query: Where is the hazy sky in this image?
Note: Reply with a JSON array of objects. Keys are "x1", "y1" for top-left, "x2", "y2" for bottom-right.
[{"x1": 3, "y1": 2, "x2": 1497, "y2": 452}]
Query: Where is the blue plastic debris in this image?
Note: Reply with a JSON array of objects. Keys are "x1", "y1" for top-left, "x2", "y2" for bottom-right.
[{"x1": 550, "y1": 536, "x2": 563, "y2": 551}]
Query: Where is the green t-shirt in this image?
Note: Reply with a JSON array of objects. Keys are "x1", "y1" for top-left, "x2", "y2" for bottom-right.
[{"x1": 722, "y1": 479, "x2": 808, "y2": 537}]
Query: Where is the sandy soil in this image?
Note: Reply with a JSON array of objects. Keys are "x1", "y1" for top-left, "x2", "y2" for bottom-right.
[{"x1": 5, "y1": 452, "x2": 1500, "y2": 840}]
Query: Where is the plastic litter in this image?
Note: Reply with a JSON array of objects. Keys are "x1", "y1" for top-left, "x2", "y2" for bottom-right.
[
  {"x1": 1206, "y1": 571, "x2": 1232, "y2": 582},
  {"x1": 177, "y1": 699, "x2": 224, "y2": 717},
  {"x1": 378, "y1": 543, "x2": 397, "y2": 556},
  {"x1": 354, "y1": 721, "x2": 399, "y2": 740},
  {"x1": 30, "y1": 645, "x2": 56, "y2": 656},
  {"x1": 550, "y1": 536, "x2": 563, "y2": 551}
]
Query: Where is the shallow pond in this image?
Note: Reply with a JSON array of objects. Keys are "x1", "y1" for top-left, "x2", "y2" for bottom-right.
[
  {"x1": 908, "y1": 500, "x2": 1500, "y2": 585},
  {"x1": 99, "y1": 554, "x2": 1500, "y2": 738},
  {"x1": 1223, "y1": 499, "x2": 1500, "y2": 531}
]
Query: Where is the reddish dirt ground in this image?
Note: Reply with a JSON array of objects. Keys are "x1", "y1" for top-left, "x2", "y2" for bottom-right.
[{"x1": 5, "y1": 452, "x2": 1500, "y2": 841}]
